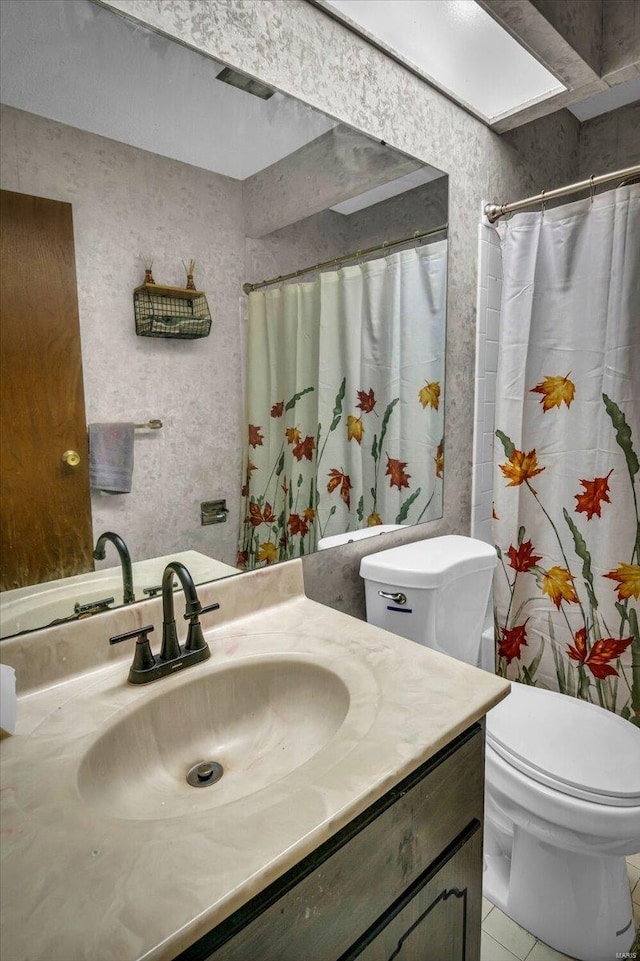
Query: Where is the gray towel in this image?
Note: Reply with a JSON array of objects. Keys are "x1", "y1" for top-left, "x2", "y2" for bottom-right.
[{"x1": 88, "y1": 423, "x2": 135, "y2": 493}]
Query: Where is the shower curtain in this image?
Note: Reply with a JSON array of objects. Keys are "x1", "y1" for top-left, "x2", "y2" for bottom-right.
[
  {"x1": 492, "y1": 185, "x2": 640, "y2": 722},
  {"x1": 238, "y1": 242, "x2": 447, "y2": 569}
]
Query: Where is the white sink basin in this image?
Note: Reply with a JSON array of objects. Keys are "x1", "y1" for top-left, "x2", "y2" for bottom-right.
[
  {"x1": 0, "y1": 573, "x2": 126, "y2": 635},
  {"x1": 78, "y1": 655, "x2": 352, "y2": 821},
  {"x1": 0, "y1": 550, "x2": 239, "y2": 637}
]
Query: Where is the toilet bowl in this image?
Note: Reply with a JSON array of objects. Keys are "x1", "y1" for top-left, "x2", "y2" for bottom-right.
[{"x1": 359, "y1": 535, "x2": 640, "y2": 961}]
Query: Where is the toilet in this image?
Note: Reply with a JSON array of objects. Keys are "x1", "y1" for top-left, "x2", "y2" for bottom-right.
[{"x1": 359, "y1": 534, "x2": 640, "y2": 961}]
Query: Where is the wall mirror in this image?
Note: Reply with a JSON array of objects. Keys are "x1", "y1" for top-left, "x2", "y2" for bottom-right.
[{"x1": 0, "y1": 0, "x2": 448, "y2": 638}]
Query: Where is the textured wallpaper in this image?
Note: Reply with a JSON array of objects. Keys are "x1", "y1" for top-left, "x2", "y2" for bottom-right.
[
  {"x1": 93, "y1": 0, "x2": 584, "y2": 616},
  {"x1": 7, "y1": 0, "x2": 594, "y2": 618},
  {"x1": 0, "y1": 104, "x2": 246, "y2": 570},
  {"x1": 0, "y1": 105, "x2": 447, "y2": 588}
]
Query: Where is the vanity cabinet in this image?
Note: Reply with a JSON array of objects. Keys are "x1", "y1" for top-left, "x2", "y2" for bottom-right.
[{"x1": 178, "y1": 724, "x2": 484, "y2": 961}]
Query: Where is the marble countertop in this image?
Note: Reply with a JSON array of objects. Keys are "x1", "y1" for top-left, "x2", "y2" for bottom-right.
[{"x1": 0, "y1": 560, "x2": 509, "y2": 961}]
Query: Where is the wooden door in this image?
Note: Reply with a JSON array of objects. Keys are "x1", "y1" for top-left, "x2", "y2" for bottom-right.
[{"x1": 0, "y1": 189, "x2": 94, "y2": 590}]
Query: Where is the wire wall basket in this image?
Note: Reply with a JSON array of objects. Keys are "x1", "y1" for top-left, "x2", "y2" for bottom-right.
[{"x1": 133, "y1": 283, "x2": 212, "y2": 340}]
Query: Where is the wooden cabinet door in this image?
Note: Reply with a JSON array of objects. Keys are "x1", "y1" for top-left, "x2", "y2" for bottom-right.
[
  {"x1": 188, "y1": 728, "x2": 484, "y2": 961},
  {"x1": 0, "y1": 189, "x2": 93, "y2": 590},
  {"x1": 343, "y1": 826, "x2": 482, "y2": 961}
]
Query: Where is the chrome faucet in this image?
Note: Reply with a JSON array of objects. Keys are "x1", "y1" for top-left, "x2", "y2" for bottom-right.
[
  {"x1": 93, "y1": 531, "x2": 135, "y2": 604},
  {"x1": 109, "y1": 560, "x2": 219, "y2": 684}
]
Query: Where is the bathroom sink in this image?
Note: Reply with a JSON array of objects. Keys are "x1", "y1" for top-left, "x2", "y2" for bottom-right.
[
  {"x1": 0, "y1": 550, "x2": 239, "y2": 637},
  {"x1": 0, "y1": 574, "x2": 125, "y2": 635},
  {"x1": 77, "y1": 654, "x2": 351, "y2": 820}
]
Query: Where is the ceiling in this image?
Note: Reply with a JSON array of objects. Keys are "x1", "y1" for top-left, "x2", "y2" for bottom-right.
[
  {"x1": 0, "y1": 0, "x2": 337, "y2": 181},
  {"x1": 318, "y1": 0, "x2": 566, "y2": 125},
  {"x1": 313, "y1": 0, "x2": 640, "y2": 132},
  {"x1": 0, "y1": 0, "x2": 448, "y2": 217},
  {"x1": 2, "y1": 0, "x2": 637, "y2": 183}
]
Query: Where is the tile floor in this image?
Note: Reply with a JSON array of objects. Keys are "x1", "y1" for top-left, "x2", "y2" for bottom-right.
[{"x1": 480, "y1": 853, "x2": 640, "y2": 961}]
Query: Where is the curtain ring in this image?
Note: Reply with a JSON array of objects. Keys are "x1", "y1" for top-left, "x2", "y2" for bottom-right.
[
  {"x1": 540, "y1": 189, "x2": 546, "y2": 218},
  {"x1": 589, "y1": 174, "x2": 595, "y2": 204}
]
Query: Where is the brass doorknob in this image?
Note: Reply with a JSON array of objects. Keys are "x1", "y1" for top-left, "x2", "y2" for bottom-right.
[{"x1": 62, "y1": 450, "x2": 81, "y2": 467}]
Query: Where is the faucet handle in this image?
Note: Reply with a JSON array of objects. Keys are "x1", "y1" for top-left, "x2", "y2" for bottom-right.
[
  {"x1": 109, "y1": 625, "x2": 156, "y2": 674},
  {"x1": 182, "y1": 600, "x2": 220, "y2": 621}
]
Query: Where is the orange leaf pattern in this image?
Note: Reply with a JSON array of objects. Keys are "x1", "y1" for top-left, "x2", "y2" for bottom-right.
[
  {"x1": 499, "y1": 448, "x2": 545, "y2": 487},
  {"x1": 257, "y1": 541, "x2": 278, "y2": 565},
  {"x1": 287, "y1": 514, "x2": 309, "y2": 538},
  {"x1": 292, "y1": 435, "x2": 315, "y2": 461},
  {"x1": 386, "y1": 456, "x2": 411, "y2": 490},
  {"x1": 247, "y1": 501, "x2": 276, "y2": 527},
  {"x1": 435, "y1": 443, "x2": 444, "y2": 479},
  {"x1": 507, "y1": 539, "x2": 541, "y2": 573},
  {"x1": 356, "y1": 389, "x2": 376, "y2": 413},
  {"x1": 574, "y1": 470, "x2": 613, "y2": 520},
  {"x1": 418, "y1": 381, "x2": 440, "y2": 410},
  {"x1": 493, "y1": 321, "x2": 635, "y2": 717},
  {"x1": 327, "y1": 468, "x2": 352, "y2": 509},
  {"x1": 347, "y1": 415, "x2": 364, "y2": 445},
  {"x1": 530, "y1": 374, "x2": 575, "y2": 411},
  {"x1": 240, "y1": 248, "x2": 446, "y2": 575},
  {"x1": 498, "y1": 623, "x2": 528, "y2": 664},
  {"x1": 567, "y1": 628, "x2": 633, "y2": 679},
  {"x1": 541, "y1": 566, "x2": 578, "y2": 609},
  {"x1": 241, "y1": 366, "x2": 443, "y2": 578},
  {"x1": 248, "y1": 424, "x2": 263, "y2": 448},
  {"x1": 604, "y1": 564, "x2": 640, "y2": 601}
]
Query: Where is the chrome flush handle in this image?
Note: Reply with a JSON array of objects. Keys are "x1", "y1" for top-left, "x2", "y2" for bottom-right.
[{"x1": 378, "y1": 590, "x2": 407, "y2": 605}]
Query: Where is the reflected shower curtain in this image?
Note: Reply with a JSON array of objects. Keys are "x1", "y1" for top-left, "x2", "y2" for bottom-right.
[
  {"x1": 238, "y1": 243, "x2": 447, "y2": 569},
  {"x1": 492, "y1": 185, "x2": 640, "y2": 722}
]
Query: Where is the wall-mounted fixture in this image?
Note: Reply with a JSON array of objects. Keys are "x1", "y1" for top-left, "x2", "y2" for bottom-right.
[
  {"x1": 215, "y1": 66, "x2": 275, "y2": 100},
  {"x1": 200, "y1": 499, "x2": 229, "y2": 526},
  {"x1": 133, "y1": 260, "x2": 212, "y2": 339}
]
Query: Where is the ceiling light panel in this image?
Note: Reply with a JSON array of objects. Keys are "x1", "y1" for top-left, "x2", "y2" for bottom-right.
[
  {"x1": 321, "y1": 0, "x2": 566, "y2": 123},
  {"x1": 331, "y1": 165, "x2": 445, "y2": 215}
]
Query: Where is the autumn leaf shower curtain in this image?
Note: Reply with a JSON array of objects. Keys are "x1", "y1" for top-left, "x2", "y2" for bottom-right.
[
  {"x1": 492, "y1": 185, "x2": 640, "y2": 723},
  {"x1": 238, "y1": 242, "x2": 447, "y2": 569}
]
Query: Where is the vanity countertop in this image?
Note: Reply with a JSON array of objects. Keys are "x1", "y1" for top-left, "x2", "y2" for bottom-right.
[{"x1": 0, "y1": 560, "x2": 509, "y2": 961}]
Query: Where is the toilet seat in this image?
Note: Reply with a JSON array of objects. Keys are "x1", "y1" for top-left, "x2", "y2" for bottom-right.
[{"x1": 487, "y1": 683, "x2": 640, "y2": 808}]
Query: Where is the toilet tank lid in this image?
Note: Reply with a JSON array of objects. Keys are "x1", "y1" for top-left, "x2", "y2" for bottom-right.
[{"x1": 359, "y1": 535, "x2": 497, "y2": 588}]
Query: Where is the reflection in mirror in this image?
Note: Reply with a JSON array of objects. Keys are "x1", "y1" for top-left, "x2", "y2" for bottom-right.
[{"x1": 0, "y1": 0, "x2": 448, "y2": 638}]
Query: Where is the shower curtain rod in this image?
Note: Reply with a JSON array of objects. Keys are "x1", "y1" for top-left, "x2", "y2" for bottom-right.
[
  {"x1": 241, "y1": 223, "x2": 448, "y2": 294},
  {"x1": 484, "y1": 163, "x2": 640, "y2": 223}
]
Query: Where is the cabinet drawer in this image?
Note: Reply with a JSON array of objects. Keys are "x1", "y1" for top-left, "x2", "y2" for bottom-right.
[{"x1": 202, "y1": 726, "x2": 484, "y2": 961}]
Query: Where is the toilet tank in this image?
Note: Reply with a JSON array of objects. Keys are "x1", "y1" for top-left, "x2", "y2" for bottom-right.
[{"x1": 359, "y1": 535, "x2": 497, "y2": 668}]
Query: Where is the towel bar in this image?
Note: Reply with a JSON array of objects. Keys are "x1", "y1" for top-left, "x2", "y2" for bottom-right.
[{"x1": 134, "y1": 420, "x2": 162, "y2": 430}]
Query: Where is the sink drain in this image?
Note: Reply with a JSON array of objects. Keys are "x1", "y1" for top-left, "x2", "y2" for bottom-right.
[{"x1": 186, "y1": 760, "x2": 224, "y2": 788}]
